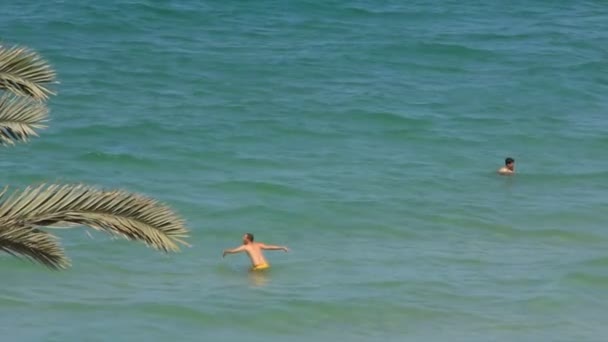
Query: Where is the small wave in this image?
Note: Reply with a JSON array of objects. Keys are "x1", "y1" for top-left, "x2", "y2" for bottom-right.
[
  {"x1": 61, "y1": 120, "x2": 180, "y2": 138},
  {"x1": 512, "y1": 296, "x2": 565, "y2": 311},
  {"x1": 131, "y1": 303, "x2": 216, "y2": 323},
  {"x1": 434, "y1": 216, "x2": 601, "y2": 242},
  {"x1": 414, "y1": 41, "x2": 500, "y2": 60},
  {"x1": 563, "y1": 60, "x2": 607, "y2": 73},
  {"x1": 341, "y1": 5, "x2": 412, "y2": 18},
  {"x1": 209, "y1": 180, "x2": 312, "y2": 198},
  {"x1": 579, "y1": 256, "x2": 608, "y2": 268},
  {"x1": 434, "y1": 256, "x2": 489, "y2": 266},
  {"x1": 465, "y1": 31, "x2": 543, "y2": 42},
  {"x1": 514, "y1": 170, "x2": 608, "y2": 184},
  {"x1": 124, "y1": 1, "x2": 199, "y2": 19},
  {"x1": 77, "y1": 151, "x2": 157, "y2": 167},
  {"x1": 206, "y1": 204, "x2": 294, "y2": 219},
  {"x1": 227, "y1": 156, "x2": 288, "y2": 170},
  {"x1": 562, "y1": 272, "x2": 608, "y2": 289},
  {"x1": 271, "y1": 125, "x2": 348, "y2": 141},
  {"x1": 283, "y1": 298, "x2": 455, "y2": 322},
  {"x1": 522, "y1": 228, "x2": 601, "y2": 242},
  {"x1": 0, "y1": 295, "x2": 30, "y2": 307},
  {"x1": 45, "y1": 300, "x2": 116, "y2": 312},
  {"x1": 348, "y1": 110, "x2": 433, "y2": 129}
]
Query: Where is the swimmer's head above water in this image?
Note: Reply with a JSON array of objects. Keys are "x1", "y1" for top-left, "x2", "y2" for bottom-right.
[
  {"x1": 498, "y1": 157, "x2": 515, "y2": 175},
  {"x1": 505, "y1": 157, "x2": 515, "y2": 171},
  {"x1": 243, "y1": 233, "x2": 254, "y2": 245}
]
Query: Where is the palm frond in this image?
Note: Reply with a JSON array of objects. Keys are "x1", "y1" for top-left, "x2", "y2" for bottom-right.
[
  {"x1": 0, "y1": 94, "x2": 48, "y2": 145},
  {"x1": 0, "y1": 224, "x2": 69, "y2": 269},
  {"x1": 0, "y1": 184, "x2": 190, "y2": 252},
  {"x1": 0, "y1": 45, "x2": 56, "y2": 100}
]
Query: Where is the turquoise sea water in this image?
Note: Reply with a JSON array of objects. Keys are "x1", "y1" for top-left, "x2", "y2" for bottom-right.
[{"x1": 1, "y1": 1, "x2": 608, "y2": 341}]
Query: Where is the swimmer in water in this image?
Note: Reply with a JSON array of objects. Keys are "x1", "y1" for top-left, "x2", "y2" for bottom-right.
[
  {"x1": 222, "y1": 233, "x2": 289, "y2": 271},
  {"x1": 498, "y1": 157, "x2": 515, "y2": 175}
]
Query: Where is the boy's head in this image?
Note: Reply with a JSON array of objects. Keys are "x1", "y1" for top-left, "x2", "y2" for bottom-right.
[
  {"x1": 505, "y1": 157, "x2": 515, "y2": 171},
  {"x1": 243, "y1": 233, "x2": 254, "y2": 244}
]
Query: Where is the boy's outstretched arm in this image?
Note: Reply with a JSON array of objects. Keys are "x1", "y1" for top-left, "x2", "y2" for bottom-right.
[
  {"x1": 260, "y1": 244, "x2": 289, "y2": 252},
  {"x1": 222, "y1": 245, "x2": 245, "y2": 257}
]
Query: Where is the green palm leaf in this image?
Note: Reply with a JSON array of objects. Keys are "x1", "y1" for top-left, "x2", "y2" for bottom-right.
[
  {"x1": 0, "y1": 224, "x2": 69, "y2": 269},
  {"x1": 0, "y1": 184, "x2": 190, "y2": 254},
  {"x1": 0, "y1": 45, "x2": 56, "y2": 100},
  {"x1": 0, "y1": 94, "x2": 48, "y2": 145}
]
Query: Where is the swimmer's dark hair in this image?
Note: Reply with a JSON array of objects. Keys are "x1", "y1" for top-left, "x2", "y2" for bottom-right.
[
  {"x1": 505, "y1": 157, "x2": 514, "y2": 165},
  {"x1": 245, "y1": 233, "x2": 254, "y2": 242}
]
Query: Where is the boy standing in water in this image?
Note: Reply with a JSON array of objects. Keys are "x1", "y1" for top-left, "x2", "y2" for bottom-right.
[
  {"x1": 498, "y1": 157, "x2": 515, "y2": 175},
  {"x1": 222, "y1": 233, "x2": 288, "y2": 271}
]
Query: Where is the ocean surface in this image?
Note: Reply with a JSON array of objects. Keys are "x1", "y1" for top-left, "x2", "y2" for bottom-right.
[{"x1": 1, "y1": 1, "x2": 608, "y2": 341}]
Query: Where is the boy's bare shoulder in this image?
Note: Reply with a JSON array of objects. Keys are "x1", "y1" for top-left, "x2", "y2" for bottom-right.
[{"x1": 498, "y1": 167, "x2": 513, "y2": 175}]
